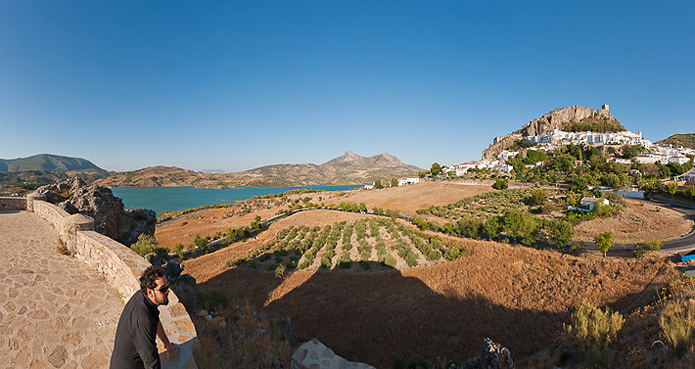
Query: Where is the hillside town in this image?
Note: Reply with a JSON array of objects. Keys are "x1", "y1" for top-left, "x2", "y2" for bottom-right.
[{"x1": 444, "y1": 128, "x2": 695, "y2": 179}]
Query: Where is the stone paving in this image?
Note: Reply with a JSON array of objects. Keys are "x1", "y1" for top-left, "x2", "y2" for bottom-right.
[{"x1": 0, "y1": 210, "x2": 124, "y2": 369}]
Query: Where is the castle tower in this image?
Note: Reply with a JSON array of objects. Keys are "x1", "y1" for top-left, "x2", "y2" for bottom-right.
[{"x1": 602, "y1": 104, "x2": 609, "y2": 111}]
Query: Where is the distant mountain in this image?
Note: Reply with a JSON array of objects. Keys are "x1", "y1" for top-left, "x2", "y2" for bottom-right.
[
  {"x1": 0, "y1": 154, "x2": 104, "y2": 173},
  {"x1": 482, "y1": 105, "x2": 625, "y2": 160},
  {"x1": 227, "y1": 151, "x2": 421, "y2": 187},
  {"x1": 655, "y1": 133, "x2": 695, "y2": 149},
  {"x1": 96, "y1": 152, "x2": 423, "y2": 188},
  {"x1": 95, "y1": 166, "x2": 217, "y2": 187}
]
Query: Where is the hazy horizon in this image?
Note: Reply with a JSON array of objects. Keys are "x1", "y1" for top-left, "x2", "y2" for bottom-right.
[{"x1": 1, "y1": 1, "x2": 693, "y2": 172}]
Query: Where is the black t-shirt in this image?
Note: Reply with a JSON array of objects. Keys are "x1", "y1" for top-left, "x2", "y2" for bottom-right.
[{"x1": 110, "y1": 290, "x2": 161, "y2": 369}]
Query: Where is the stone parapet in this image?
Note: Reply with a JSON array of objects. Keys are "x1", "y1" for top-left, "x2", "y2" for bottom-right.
[
  {"x1": 0, "y1": 196, "x2": 27, "y2": 211},
  {"x1": 25, "y1": 196, "x2": 198, "y2": 369}
]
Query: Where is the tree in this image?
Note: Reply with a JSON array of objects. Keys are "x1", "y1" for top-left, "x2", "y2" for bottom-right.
[
  {"x1": 553, "y1": 154, "x2": 575, "y2": 172},
  {"x1": 666, "y1": 182, "x2": 678, "y2": 196},
  {"x1": 594, "y1": 231, "x2": 613, "y2": 257},
  {"x1": 529, "y1": 189, "x2": 547, "y2": 206},
  {"x1": 622, "y1": 145, "x2": 644, "y2": 159},
  {"x1": 550, "y1": 220, "x2": 574, "y2": 247},
  {"x1": 685, "y1": 185, "x2": 695, "y2": 200},
  {"x1": 430, "y1": 162, "x2": 442, "y2": 176},
  {"x1": 492, "y1": 178, "x2": 508, "y2": 190},
  {"x1": 391, "y1": 177, "x2": 399, "y2": 187},
  {"x1": 131, "y1": 234, "x2": 168, "y2": 258},
  {"x1": 358, "y1": 202, "x2": 367, "y2": 213},
  {"x1": 418, "y1": 171, "x2": 429, "y2": 178},
  {"x1": 374, "y1": 180, "x2": 383, "y2": 189}
]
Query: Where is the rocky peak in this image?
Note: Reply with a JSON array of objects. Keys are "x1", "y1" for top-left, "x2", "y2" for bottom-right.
[
  {"x1": 518, "y1": 105, "x2": 615, "y2": 137},
  {"x1": 331, "y1": 151, "x2": 362, "y2": 164},
  {"x1": 36, "y1": 178, "x2": 156, "y2": 246},
  {"x1": 482, "y1": 104, "x2": 622, "y2": 160}
]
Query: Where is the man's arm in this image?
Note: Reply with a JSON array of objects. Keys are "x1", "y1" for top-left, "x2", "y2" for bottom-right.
[
  {"x1": 157, "y1": 321, "x2": 174, "y2": 354},
  {"x1": 133, "y1": 315, "x2": 161, "y2": 369}
]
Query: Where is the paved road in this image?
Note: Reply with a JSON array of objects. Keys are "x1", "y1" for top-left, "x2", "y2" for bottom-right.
[
  {"x1": 646, "y1": 197, "x2": 695, "y2": 252},
  {"x1": 0, "y1": 211, "x2": 123, "y2": 369}
]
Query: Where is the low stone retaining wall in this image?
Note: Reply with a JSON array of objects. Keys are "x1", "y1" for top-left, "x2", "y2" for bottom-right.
[
  {"x1": 0, "y1": 196, "x2": 27, "y2": 211},
  {"x1": 4, "y1": 196, "x2": 198, "y2": 368}
]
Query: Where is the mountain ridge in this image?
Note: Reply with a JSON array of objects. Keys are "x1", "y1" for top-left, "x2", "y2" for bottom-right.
[
  {"x1": 0, "y1": 154, "x2": 105, "y2": 173},
  {"x1": 95, "y1": 151, "x2": 422, "y2": 188},
  {"x1": 655, "y1": 133, "x2": 695, "y2": 149}
]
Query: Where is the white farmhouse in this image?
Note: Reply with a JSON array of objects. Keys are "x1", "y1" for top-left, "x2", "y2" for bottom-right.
[
  {"x1": 568, "y1": 197, "x2": 610, "y2": 212},
  {"x1": 398, "y1": 177, "x2": 421, "y2": 186}
]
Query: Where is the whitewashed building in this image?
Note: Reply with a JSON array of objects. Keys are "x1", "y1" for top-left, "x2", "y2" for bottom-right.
[{"x1": 398, "y1": 177, "x2": 421, "y2": 186}]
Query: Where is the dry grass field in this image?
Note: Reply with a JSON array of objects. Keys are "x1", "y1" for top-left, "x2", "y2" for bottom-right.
[
  {"x1": 574, "y1": 199, "x2": 693, "y2": 242},
  {"x1": 163, "y1": 182, "x2": 691, "y2": 367},
  {"x1": 190, "y1": 238, "x2": 674, "y2": 367}
]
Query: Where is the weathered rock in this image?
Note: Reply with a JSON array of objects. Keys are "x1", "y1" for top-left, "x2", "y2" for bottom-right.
[
  {"x1": 36, "y1": 177, "x2": 156, "y2": 246},
  {"x1": 452, "y1": 338, "x2": 514, "y2": 369},
  {"x1": 482, "y1": 105, "x2": 621, "y2": 160},
  {"x1": 144, "y1": 253, "x2": 184, "y2": 280},
  {"x1": 291, "y1": 338, "x2": 375, "y2": 369}
]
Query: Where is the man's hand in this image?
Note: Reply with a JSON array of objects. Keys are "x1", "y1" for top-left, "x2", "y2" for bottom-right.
[{"x1": 163, "y1": 342, "x2": 176, "y2": 361}]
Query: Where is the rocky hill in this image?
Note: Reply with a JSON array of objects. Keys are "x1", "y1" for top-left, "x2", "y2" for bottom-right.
[
  {"x1": 0, "y1": 153, "x2": 104, "y2": 172},
  {"x1": 656, "y1": 133, "x2": 695, "y2": 149},
  {"x1": 96, "y1": 152, "x2": 422, "y2": 188},
  {"x1": 482, "y1": 105, "x2": 625, "y2": 160},
  {"x1": 94, "y1": 166, "x2": 223, "y2": 187}
]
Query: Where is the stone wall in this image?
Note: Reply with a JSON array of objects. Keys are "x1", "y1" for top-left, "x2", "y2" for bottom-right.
[
  {"x1": 0, "y1": 196, "x2": 27, "y2": 211},
  {"x1": 4, "y1": 196, "x2": 198, "y2": 369}
]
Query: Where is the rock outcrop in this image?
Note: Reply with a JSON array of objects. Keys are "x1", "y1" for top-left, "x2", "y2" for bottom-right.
[
  {"x1": 482, "y1": 105, "x2": 622, "y2": 160},
  {"x1": 36, "y1": 177, "x2": 156, "y2": 246},
  {"x1": 292, "y1": 338, "x2": 375, "y2": 369},
  {"x1": 455, "y1": 338, "x2": 514, "y2": 369}
]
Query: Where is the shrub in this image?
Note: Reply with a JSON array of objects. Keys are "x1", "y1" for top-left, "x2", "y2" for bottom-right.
[
  {"x1": 195, "y1": 289, "x2": 231, "y2": 313},
  {"x1": 661, "y1": 302, "x2": 695, "y2": 354},
  {"x1": 426, "y1": 250, "x2": 442, "y2": 261},
  {"x1": 564, "y1": 300, "x2": 624, "y2": 366},
  {"x1": 444, "y1": 247, "x2": 462, "y2": 261},
  {"x1": 131, "y1": 234, "x2": 169, "y2": 258},
  {"x1": 633, "y1": 238, "x2": 662, "y2": 258},
  {"x1": 383, "y1": 254, "x2": 397, "y2": 268},
  {"x1": 173, "y1": 243, "x2": 185, "y2": 260}
]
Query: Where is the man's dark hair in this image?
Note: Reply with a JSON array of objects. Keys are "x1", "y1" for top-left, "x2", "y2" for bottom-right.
[{"x1": 140, "y1": 266, "x2": 166, "y2": 293}]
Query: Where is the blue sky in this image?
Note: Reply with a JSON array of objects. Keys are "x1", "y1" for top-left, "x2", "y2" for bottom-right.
[{"x1": 1, "y1": 1, "x2": 693, "y2": 172}]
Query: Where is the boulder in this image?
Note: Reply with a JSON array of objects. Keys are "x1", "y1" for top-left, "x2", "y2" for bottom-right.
[{"x1": 36, "y1": 177, "x2": 156, "y2": 246}]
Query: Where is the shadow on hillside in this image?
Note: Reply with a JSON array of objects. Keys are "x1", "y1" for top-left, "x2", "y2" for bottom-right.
[{"x1": 198, "y1": 264, "x2": 669, "y2": 369}]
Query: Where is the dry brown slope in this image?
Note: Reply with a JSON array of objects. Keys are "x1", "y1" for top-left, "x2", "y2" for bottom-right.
[
  {"x1": 574, "y1": 199, "x2": 693, "y2": 242},
  {"x1": 336, "y1": 182, "x2": 493, "y2": 214},
  {"x1": 191, "y1": 237, "x2": 674, "y2": 368}
]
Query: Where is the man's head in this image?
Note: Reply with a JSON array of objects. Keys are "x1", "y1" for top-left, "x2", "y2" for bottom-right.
[{"x1": 139, "y1": 266, "x2": 169, "y2": 306}]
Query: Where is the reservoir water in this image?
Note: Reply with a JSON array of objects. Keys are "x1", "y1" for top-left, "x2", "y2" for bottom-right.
[{"x1": 111, "y1": 185, "x2": 362, "y2": 215}]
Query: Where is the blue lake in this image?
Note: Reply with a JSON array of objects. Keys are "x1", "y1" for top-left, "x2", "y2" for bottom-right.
[{"x1": 111, "y1": 185, "x2": 363, "y2": 215}]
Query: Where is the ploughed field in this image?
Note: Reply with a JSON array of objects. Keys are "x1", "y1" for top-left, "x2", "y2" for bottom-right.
[{"x1": 156, "y1": 182, "x2": 684, "y2": 367}]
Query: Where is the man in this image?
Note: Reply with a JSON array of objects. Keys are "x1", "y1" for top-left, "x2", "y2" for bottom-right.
[{"x1": 110, "y1": 266, "x2": 175, "y2": 369}]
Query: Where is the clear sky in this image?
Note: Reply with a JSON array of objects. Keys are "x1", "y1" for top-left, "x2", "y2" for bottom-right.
[{"x1": 1, "y1": 1, "x2": 693, "y2": 172}]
